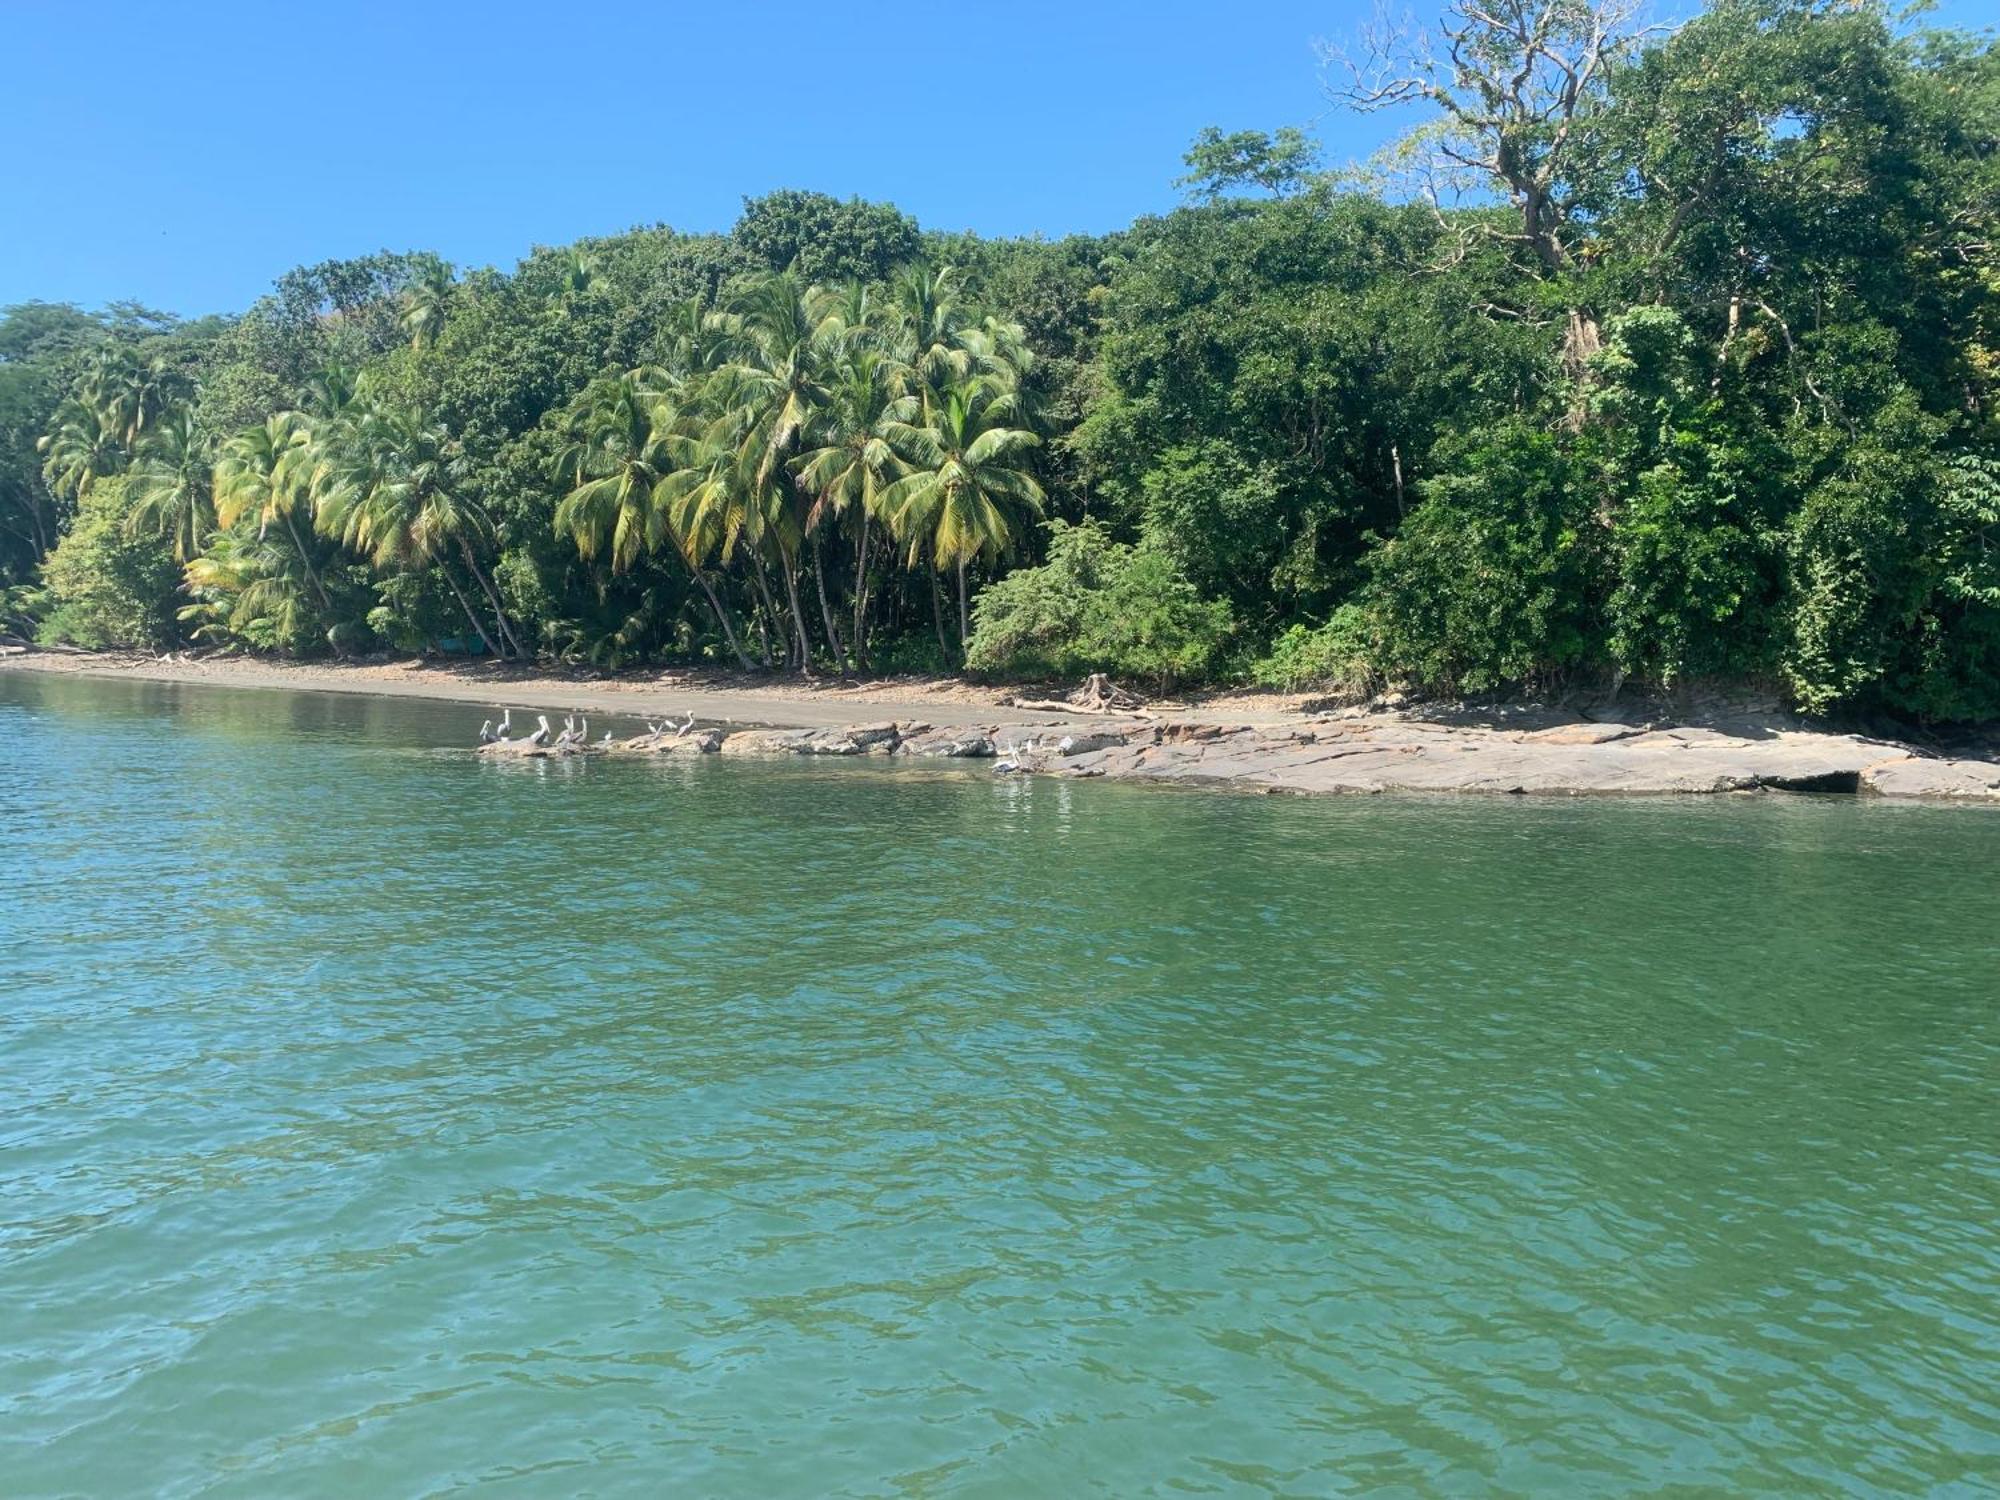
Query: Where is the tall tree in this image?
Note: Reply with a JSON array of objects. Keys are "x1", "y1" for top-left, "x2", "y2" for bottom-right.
[
  {"x1": 213, "y1": 413, "x2": 334, "y2": 615},
  {"x1": 881, "y1": 375, "x2": 1046, "y2": 648},
  {"x1": 124, "y1": 409, "x2": 217, "y2": 563}
]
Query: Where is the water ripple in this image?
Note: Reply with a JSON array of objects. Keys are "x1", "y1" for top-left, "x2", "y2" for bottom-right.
[{"x1": 2, "y1": 672, "x2": 1997, "y2": 1496}]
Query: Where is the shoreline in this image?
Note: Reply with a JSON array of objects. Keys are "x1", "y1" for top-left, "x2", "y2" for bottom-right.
[{"x1": 8, "y1": 649, "x2": 2000, "y2": 802}]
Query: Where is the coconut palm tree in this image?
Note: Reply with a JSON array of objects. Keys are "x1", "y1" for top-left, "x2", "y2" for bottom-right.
[
  {"x1": 124, "y1": 409, "x2": 216, "y2": 562},
  {"x1": 795, "y1": 342, "x2": 907, "y2": 667},
  {"x1": 880, "y1": 375, "x2": 1046, "y2": 650},
  {"x1": 889, "y1": 263, "x2": 973, "y2": 390},
  {"x1": 708, "y1": 273, "x2": 843, "y2": 670},
  {"x1": 180, "y1": 527, "x2": 316, "y2": 652},
  {"x1": 214, "y1": 413, "x2": 332, "y2": 614},
  {"x1": 79, "y1": 346, "x2": 184, "y2": 449},
  {"x1": 552, "y1": 371, "x2": 754, "y2": 669},
  {"x1": 321, "y1": 401, "x2": 520, "y2": 657},
  {"x1": 37, "y1": 398, "x2": 122, "y2": 503},
  {"x1": 400, "y1": 259, "x2": 454, "y2": 351}
]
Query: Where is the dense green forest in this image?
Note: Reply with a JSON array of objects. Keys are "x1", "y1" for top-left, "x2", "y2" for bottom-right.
[{"x1": 3, "y1": 0, "x2": 1996, "y2": 719}]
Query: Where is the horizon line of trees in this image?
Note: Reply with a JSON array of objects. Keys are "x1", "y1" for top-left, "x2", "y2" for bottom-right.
[{"x1": 4, "y1": 0, "x2": 1997, "y2": 723}]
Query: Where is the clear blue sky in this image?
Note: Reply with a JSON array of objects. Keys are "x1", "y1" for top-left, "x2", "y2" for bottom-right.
[{"x1": 2, "y1": 0, "x2": 1990, "y2": 319}]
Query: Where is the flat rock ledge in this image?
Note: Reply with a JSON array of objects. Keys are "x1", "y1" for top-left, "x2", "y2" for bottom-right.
[{"x1": 478, "y1": 714, "x2": 2000, "y2": 801}]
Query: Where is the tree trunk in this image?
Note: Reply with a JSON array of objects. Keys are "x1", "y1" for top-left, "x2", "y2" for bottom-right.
[
  {"x1": 282, "y1": 510, "x2": 332, "y2": 613},
  {"x1": 440, "y1": 561, "x2": 501, "y2": 658},
  {"x1": 779, "y1": 543, "x2": 814, "y2": 675},
  {"x1": 930, "y1": 565, "x2": 952, "y2": 663},
  {"x1": 1562, "y1": 309, "x2": 1603, "y2": 428},
  {"x1": 747, "y1": 554, "x2": 780, "y2": 669},
  {"x1": 811, "y1": 530, "x2": 852, "y2": 673},
  {"x1": 851, "y1": 515, "x2": 872, "y2": 668},
  {"x1": 686, "y1": 558, "x2": 753, "y2": 670},
  {"x1": 460, "y1": 538, "x2": 523, "y2": 659},
  {"x1": 956, "y1": 558, "x2": 970, "y2": 648}
]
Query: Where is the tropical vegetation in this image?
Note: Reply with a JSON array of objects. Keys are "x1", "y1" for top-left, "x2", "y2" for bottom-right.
[{"x1": 2, "y1": 0, "x2": 1995, "y2": 722}]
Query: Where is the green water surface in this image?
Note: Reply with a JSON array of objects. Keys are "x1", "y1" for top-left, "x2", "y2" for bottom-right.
[{"x1": 2, "y1": 671, "x2": 1996, "y2": 1496}]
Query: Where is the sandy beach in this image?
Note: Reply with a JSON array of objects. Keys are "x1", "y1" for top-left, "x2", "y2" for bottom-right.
[{"x1": 13, "y1": 648, "x2": 1998, "y2": 802}]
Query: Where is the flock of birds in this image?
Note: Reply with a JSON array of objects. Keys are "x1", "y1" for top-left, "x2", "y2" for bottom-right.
[{"x1": 475, "y1": 707, "x2": 695, "y2": 750}]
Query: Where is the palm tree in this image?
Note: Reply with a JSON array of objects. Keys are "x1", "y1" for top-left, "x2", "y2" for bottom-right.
[
  {"x1": 795, "y1": 342, "x2": 906, "y2": 667},
  {"x1": 37, "y1": 398, "x2": 122, "y2": 503},
  {"x1": 180, "y1": 527, "x2": 316, "y2": 652},
  {"x1": 709, "y1": 273, "x2": 840, "y2": 670},
  {"x1": 124, "y1": 409, "x2": 216, "y2": 562},
  {"x1": 80, "y1": 346, "x2": 184, "y2": 448},
  {"x1": 889, "y1": 263, "x2": 973, "y2": 390},
  {"x1": 400, "y1": 260, "x2": 455, "y2": 351},
  {"x1": 552, "y1": 371, "x2": 754, "y2": 668},
  {"x1": 321, "y1": 401, "x2": 521, "y2": 658},
  {"x1": 213, "y1": 413, "x2": 333, "y2": 614},
  {"x1": 880, "y1": 375, "x2": 1046, "y2": 650},
  {"x1": 551, "y1": 371, "x2": 677, "y2": 573}
]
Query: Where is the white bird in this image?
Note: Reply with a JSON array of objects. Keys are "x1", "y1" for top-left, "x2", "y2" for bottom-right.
[
  {"x1": 600, "y1": 731, "x2": 613, "y2": 745},
  {"x1": 526, "y1": 714, "x2": 551, "y2": 747},
  {"x1": 496, "y1": 708, "x2": 512, "y2": 739},
  {"x1": 478, "y1": 719, "x2": 496, "y2": 745}
]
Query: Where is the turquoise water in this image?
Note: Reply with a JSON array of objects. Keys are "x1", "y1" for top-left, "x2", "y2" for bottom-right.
[{"x1": 3, "y1": 671, "x2": 1997, "y2": 1496}]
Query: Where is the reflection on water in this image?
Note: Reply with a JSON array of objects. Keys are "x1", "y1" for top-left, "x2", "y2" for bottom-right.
[{"x1": 3, "y1": 671, "x2": 1997, "y2": 1496}]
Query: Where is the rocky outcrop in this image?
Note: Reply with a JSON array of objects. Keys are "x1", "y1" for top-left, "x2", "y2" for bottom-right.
[
  {"x1": 478, "y1": 710, "x2": 2000, "y2": 801},
  {"x1": 1858, "y1": 756, "x2": 2000, "y2": 799},
  {"x1": 604, "y1": 726, "x2": 725, "y2": 756},
  {"x1": 977, "y1": 718, "x2": 2000, "y2": 801}
]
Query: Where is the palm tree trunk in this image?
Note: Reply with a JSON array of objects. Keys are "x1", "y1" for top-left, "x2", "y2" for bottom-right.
[
  {"x1": 460, "y1": 539, "x2": 524, "y2": 659},
  {"x1": 779, "y1": 545, "x2": 814, "y2": 676},
  {"x1": 852, "y1": 516, "x2": 872, "y2": 668},
  {"x1": 956, "y1": 558, "x2": 970, "y2": 648},
  {"x1": 281, "y1": 510, "x2": 332, "y2": 613},
  {"x1": 747, "y1": 556, "x2": 780, "y2": 669},
  {"x1": 930, "y1": 566, "x2": 952, "y2": 663},
  {"x1": 811, "y1": 530, "x2": 851, "y2": 673},
  {"x1": 685, "y1": 559, "x2": 753, "y2": 670},
  {"x1": 440, "y1": 560, "x2": 500, "y2": 658}
]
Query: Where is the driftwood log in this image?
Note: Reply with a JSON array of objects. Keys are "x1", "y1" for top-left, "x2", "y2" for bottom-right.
[{"x1": 1005, "y1": 673, "x2": 1157, "y2": 718}]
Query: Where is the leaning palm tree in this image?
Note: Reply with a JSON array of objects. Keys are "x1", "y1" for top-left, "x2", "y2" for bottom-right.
[
  {"x1": 552, "y1": 371, "x2": 754, "y2": 669},
  {"x1": 322, "y1": 401, "x2": 521, "y2": 658},
  {"x1": 124, "y1": 409, "x2": 217, "y2": 562},
  {"x1": 880, "y1": 375, "x2": 1046, "y2": 650},
  {"x1": 213, "y1": 413, "x2": 333, "y2": 613},
  {"x1": 180, "y1": 527, "x2": 316, "y2": 652}
]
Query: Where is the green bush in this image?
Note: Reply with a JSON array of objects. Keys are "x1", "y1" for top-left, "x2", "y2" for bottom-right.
[
  {"x1": 36, "y1": 478, "x2": 182, "y2": 650},
  {"x1": 965, "y1": 520, "x2": 1234, "y2": 690},
  {"x1": 1251, "y1": 604, "x2": 1376, "y2": 695},
  {"x1": 1365, "y1": 425, "x2": 1603, "y2": 696}
]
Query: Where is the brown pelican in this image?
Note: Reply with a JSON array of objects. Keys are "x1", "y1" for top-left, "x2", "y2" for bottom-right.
[
  {"x1": 526, "y1": 714, "x2": 551, "y2": 747},
  {"x1": 478, "y1": 719, "x2": 497, "y2": 745}
]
